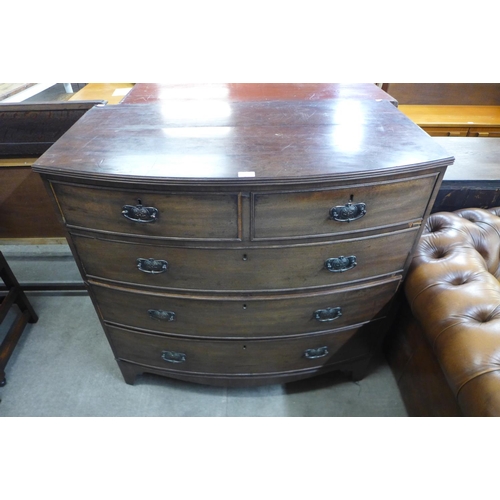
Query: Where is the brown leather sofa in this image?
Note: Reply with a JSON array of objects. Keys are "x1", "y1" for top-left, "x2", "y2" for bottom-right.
[{"x1": 386, "y1": 207, "x2": 500, "y2": 416}]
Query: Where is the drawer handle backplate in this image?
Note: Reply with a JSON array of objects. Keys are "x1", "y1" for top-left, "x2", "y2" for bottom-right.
[
  {"x1": 148, "y1": 309, "x2": 176, "y2": 322},
  {"x1": 325, "y1": 255, "x2": 357, "y2": 273},
  {"x1": 314, "y1": 306, "x2": 342, "y2": 322},
  {"x1": 304, "y1": 346, "x2": 329, "y2": 359},
  {"x1": 122, "y1": 204, "x2": 159, "y2": 223},
  {"x1": 330, "y1": 202, "x2": 366, "y2": 222},
  {"x1": 137, "y1": 258, "x2": 168, "y2": 274},
  {"x1": 161, "y1": 350, "x2": 186, "y2": 363}
]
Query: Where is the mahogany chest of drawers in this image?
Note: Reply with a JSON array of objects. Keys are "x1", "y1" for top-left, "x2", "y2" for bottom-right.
[{"x1": 33, "y1": 99, "x2": 454, "y2": 386}]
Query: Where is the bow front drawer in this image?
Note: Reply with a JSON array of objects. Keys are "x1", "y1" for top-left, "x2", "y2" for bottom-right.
[
  {"x1": 252, "y1": 174, "x2": 439, "y2": 240},
  {"x1": 107, "y1": 322, "x2": 382, "y2": 376},
  {"x1": 50, "y1": 182, "x2": 240, "y2": 240},
  {"x1": 72, "y1": 227, "x2": 417, "y2": 291},
  {"x1": 91, "y1": 276, "x2": 400, "y2": 338}
]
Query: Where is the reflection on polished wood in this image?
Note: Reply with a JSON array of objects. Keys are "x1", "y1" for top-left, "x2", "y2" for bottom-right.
[
  {"x1": 34, "y1": 100, "x2": 450, "y2": 182},
  {"x1": 121, "y1": 83, "x2": 397, "y2": 105}
]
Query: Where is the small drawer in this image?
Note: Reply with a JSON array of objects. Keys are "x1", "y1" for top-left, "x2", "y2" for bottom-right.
[
  {"x1": 51, "y1": 182, "x2": 240, "y2": 240},
  {"x1": 91, "y1": 277, "x2": 400, "y2": 338},
  {"x1": 73, "y1": 227, "x2": 417, "y2": 291},
  {"x1": 107, "y1": 321, "x2": 381, "y2": 376},
  {"x1": 422, "y1": 127, "x2": 469, "y2": 137},
  {"x1": 468, "y1": 127, "x2": 500, "y2": 138},
  {"x1": 252, "y1": 174, "x2": 438, "y2": 240}
]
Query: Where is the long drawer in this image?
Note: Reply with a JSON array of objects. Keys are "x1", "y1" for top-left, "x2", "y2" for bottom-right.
[
  {"x1": 107, "y1": 321, "x2": 382, "y2": 376},
  {"x1": 252, "y1": 174, "x2": 438, "y2": 239},
  {"x1": 73, "y1": 228, "x2": 417, "y2": 291},
  {"x1": 50, "y1": 182, "x2": 240, "y2": 240},
  {"x1": 91, "y1": 277, "x2": 400, "y2": 338}
]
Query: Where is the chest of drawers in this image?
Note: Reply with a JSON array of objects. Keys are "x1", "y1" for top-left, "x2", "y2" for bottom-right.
[{"x1": 33, "y1": 99, "x2": 454, "y2": 387}]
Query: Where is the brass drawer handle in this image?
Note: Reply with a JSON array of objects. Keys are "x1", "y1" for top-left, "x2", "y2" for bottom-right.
[
  {"x1": 304, "y1": 346, "x2": 329, "y2": 359},
  {"x1": 137, "y1": 258, "x2": 168, "y2": 274},
  {"x1": 148, "y1": 309, "x2": 176, "y2": 321},
  {"x1": 122, "y1": 204, "x2": 159, "y2": 223},
  {"x1": 161, "y1": 350, "x2": 186, "y2": 363},
  {"x1": 325, "y1": 255, "x2": 357, "y2": 273},
  {"x1": 330, "y1": 202, "x2": 366, "y2": 222},
  {"x1": 314, "y1": 306, "x2": 342, "y2": 322}
]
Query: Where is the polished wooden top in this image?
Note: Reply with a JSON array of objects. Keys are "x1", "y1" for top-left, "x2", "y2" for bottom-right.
[
  {"x1": 33, "y1": 100, "x2": 453, "y2": 184},
  {"x1": 121, "y1": 83, "x2": 397, "y2": 105},
  {"x1": 399, "y1": 105, "x2": 500, "y2": 127},
  {"x1": 434, "y1": 137, "x2": 500, "y2": 182}
]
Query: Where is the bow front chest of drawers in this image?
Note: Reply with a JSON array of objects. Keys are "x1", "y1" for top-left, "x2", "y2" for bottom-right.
[{"x1": 33, "y1": 100, "x2": 454, "y2": 387}]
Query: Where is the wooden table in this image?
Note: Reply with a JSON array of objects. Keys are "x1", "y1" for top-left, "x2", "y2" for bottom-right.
[
  {"x1": 121, "y1": 83, "x2": 397, "y2": 104},
  {"x1": 432, "y1": 137, "x2": 500, "y2": 211}
]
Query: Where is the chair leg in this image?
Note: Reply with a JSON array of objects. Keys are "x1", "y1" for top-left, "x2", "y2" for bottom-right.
[
  {"x1": 0, "y1": 252, "x2": 38, "y2": 386},
  {"x1": 0, "y1": 308, "x2": 31, "y2": 387},
  {"x1": 0, "y1": 253, "x2": 38, "y2": 324}
]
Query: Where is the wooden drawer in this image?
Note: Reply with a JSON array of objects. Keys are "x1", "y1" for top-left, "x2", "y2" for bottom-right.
[
  {"x1": 50, "y1": 182, "x2": 240, "y2": 240},
  {"x1": 107, "y1": 321, "x2": 381, "y2": 376},
  {"x1": 252, "y1": 174, "x2": 438, "y2": 240},
  {"x1": 421, "y1": 127, "x2": 469, "y2": 137},
  {"x1": 468, "y1": 127, "x2": 500, "y2": 138},
  {"x1": 73, "y1": 227, "x2": 418, "y2": 291},
  {"x1": 91, "y1": 277, "x2": 400, "y2": 338}
]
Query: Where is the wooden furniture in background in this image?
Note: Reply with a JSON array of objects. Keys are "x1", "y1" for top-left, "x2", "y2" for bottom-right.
[
  {"x1": 33, "y1": 99, "x2": 453, "y2": 387},
  {"x1": 0, "y1": 84, "x2": 38, "y2": 101},
  {"x1": 0, "y1": 101, "x2": 105, "y2": 241},
  {"x1": 382, "y1": 83, "x2": 500, "y2": 105},
  {"x1": 382, "y1": 83, "x2": 500, "y2": 137},
  {"x1": 0, "y1": 83, "x2": 59, "y2": 103},
  {"x1": 398, "y1": 105, "x2": 500, "y2": 137},
  {"x1": 0, "y1": 251, "x2": 38, "y2": 386},
  {"x1": 432, "y1": 137, "x2": 500, "y2": 211},
  {"x1": 69, "y1": 83, "x2": 134, "y2": 105}
]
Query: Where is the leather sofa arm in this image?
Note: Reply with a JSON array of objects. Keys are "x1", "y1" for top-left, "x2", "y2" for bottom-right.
[{"x1": 404, "y1": 208, "x2": 500, "y2": 416}]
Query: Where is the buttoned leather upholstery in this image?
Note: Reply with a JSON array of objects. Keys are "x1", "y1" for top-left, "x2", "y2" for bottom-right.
[{"x1": 404, "y1": 207, "x2": 500, "y2": 416}]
